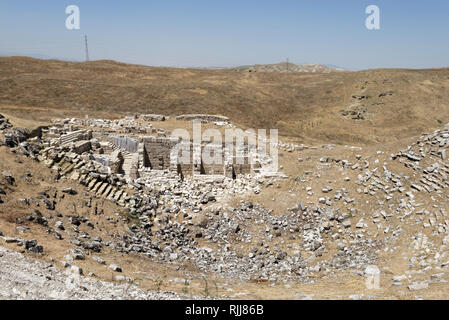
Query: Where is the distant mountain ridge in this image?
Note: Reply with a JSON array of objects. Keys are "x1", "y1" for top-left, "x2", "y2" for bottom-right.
[{"x1": 230, "y1": 62, "x2": 345, "y2": 73}]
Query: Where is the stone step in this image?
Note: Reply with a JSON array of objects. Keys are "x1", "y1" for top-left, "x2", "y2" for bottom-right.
[
  {"x1": 59, "y1": 130, "x2": 86, "y2": 146},
  {"x1": 107, "y1": 189, "x2": 117, "y2": 200},
  {"x1": 84, "y1": 175, "x2": 94, "y2": 186},
  {"x1": 79, "y1": 174, "x2": 89, "y2": 185},
  {"x1": 92, "y1": 181, "x2": 103, "y2": 193},
  {"x1": 60, "y1": 161, "x2": 72, "y2": 171},
  {"x1": 96, "y1": 182, "x2": 108, "y2": 196},
  {"x1": 118, "y1": 192, "x2": 127, "y2": 205},
  {"x1": 103, "y1": 185, "x2": 113, "y2": 198},
  {"x1": 87, "y1": 178, "x2": 98, "y2": 190},
  {"x1": 113, "y1": 190, "x2": 123, "y2": 201},
  {"x1": 61, "y1": 163, "x2": 76, "y2": 176},
  {"x1": 74, "y1": 161, "x2": 85, "y2": 170}
]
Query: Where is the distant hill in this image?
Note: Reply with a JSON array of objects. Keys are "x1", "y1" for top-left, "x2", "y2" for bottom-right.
[
  {"x1": 0, "y1": 53, "x2": 75, "y2": 61},
  {"x1": 1, "y1": 56, "x2": 449, "y2": 145},
  {"x1": 230, "y1": 62, "x2": 345, "y2": 73}
]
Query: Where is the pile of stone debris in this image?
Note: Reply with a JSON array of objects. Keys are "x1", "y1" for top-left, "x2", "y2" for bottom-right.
[
  {"x1": 0, "y1": 246, "x2": 195, "y2": 300},
  {"x1": 0, "y1": 114, "x2": 12, "y2": 131},
  {"x1": 112, "y1": 201, "x2": 380, "y2": 283}
]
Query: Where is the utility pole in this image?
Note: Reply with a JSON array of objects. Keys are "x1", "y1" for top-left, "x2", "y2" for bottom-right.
[
  {"x1": 286, "y1": 58, "x2": 289, "y2": 72},
  {"x1": 84, "y1": 34, "x2": 89, "y2": 62}
]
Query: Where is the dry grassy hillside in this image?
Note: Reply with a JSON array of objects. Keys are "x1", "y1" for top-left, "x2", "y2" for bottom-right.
[{"x1": 1, "y1": 57, "x2": 449, "y2": 145}]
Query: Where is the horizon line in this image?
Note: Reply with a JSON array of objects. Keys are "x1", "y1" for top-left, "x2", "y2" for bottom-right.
[{"x1": 2, "y1": 54, "x2": 448, "y2": 72}]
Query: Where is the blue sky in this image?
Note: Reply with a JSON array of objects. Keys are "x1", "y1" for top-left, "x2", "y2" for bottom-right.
[{"x1": 0, "y1": 0, "x2": 448, "y2": 70}]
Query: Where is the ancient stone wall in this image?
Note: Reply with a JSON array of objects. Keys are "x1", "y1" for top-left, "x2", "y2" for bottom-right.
[
  {"x1": 93, "y1": 156, "x2": 109, "y2": 167},
  {"x1": 140, "y1": 114, "x2": 166, "y2": 121},
  {"x1": 59, "y1": 130, "x2": 92, "y2": 146},
  {"x1": 232, "y1": 157, "x2": 252, "y2": 176},
  {"x1": 175, "y1": 142, "x2": 195, "y2": 176},
  {"x1": 111, "y1": 136, "x2": 139, "y2": 153},
  {"x1": 142, "y1": 136, "x2": 179, "y2": 170},
  {"x1": 199, "y1": 143, "x2": 225, "y2": 175},
  {"x1": 72, "y1": 140, "x2": 91, "y2": 155},
  {"x1": 128, "y1": 154, "x2": 140, "y2": 179},
  {"x1": 142, "y1": 136, "x2": 252, "y2": 177}
]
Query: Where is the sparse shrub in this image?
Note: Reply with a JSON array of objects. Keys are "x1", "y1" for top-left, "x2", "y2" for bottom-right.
[
  {"x1": 213, "y1": 280, "x2": 219, "y2": 297},
  {"x1": 182, "y1": 279, "x2": 190, "y2": 295},
  {"x1": 202, "y1": 276, "x2": 209, "y2": 297},
  {"x1": 153, "y1": 277, "x2": 165, "y2": 292}
]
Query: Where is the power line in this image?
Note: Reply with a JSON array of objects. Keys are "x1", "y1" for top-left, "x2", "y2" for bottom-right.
[{"x1": 84, "y1": 34, "x2": 89, "y2": 62}]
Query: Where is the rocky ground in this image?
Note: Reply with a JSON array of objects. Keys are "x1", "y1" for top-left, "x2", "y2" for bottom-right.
[
  {"x1": 1, "y1": 112, "x2": 449, "y2": 299},
  {"x1": 0, "y1": 245, "x2": 195, "y2": 300}
]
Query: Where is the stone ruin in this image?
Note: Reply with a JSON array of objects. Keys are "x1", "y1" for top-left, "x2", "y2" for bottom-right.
[
  {"x1": 45, "y1": 130, "x2": 255, "y2": 180},
  {"x1": 139, "y1": 114, "x2": 166, "y2": 122},
  {"x1": 140, "y1": 136, "x2": 253, "y2": 179},
  {"x1": 42, "y1": 115, "x2": 268, "y2": 182},
  {"x1": 9, "y1": 114, "x2": 281, "y2": 214}
]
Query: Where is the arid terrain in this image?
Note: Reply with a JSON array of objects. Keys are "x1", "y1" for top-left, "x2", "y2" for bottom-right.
[
  {"x1": 1, "y1": 57, "x2": 449, "y2": 300},
  {"x1": 1, "y1": 57, "x2": 449, "y2": 145}
]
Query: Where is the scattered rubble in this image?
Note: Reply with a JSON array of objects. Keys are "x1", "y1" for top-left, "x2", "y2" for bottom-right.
[
  {"x1": 2, "y1": 113, "x2": 449, "y2": 298},
  {"x1": 0, "y1": 114, "x2": 12, "y2": 131},
  {"x1": 0, "y1": 246, "x2": 195, "y2": 300}
]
